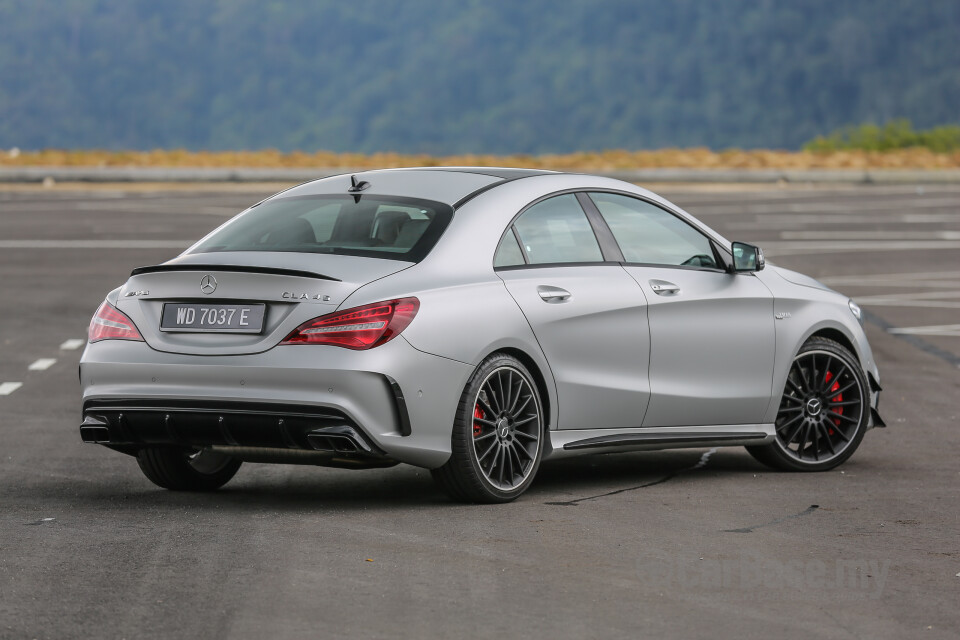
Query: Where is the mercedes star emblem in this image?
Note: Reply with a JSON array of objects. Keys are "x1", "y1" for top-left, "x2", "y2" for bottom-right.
[{"x1": 200, "y1": 274, "x2": 217, "y2": 294}]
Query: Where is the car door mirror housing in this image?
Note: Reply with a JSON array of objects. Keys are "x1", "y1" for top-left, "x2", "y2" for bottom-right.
[{"x1": 731, "y1": 241, "x2": 765, "y2": 272}]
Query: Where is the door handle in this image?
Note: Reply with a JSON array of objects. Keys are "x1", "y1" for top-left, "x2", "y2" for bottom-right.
[
  {"x1": 649, "y1": 280, "x2": 680, "y2": 295},
  {"x1": 537, "y1": 285, "x2": 571, "y2": 303}
]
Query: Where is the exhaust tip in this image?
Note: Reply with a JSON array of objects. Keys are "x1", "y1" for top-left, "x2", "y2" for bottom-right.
[
  {"x1": 80, "y1": 425, "x2": 112, "y2": 443},
  {"x1": 306, "y1": 433, "x2": 361, "y2": 454},
  {"x1": 306, "y1": 426, "x2": 379, "y2": 455},
  {"x1": 306, "y1": 435, "x2": 334, "y2": 452},
  {"x1": 332, "y1": 437, "x2": 360, "y2": 453}
]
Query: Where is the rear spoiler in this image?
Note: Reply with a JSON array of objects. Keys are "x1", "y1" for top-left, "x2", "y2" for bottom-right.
[{"x1": 130, "y1": 264, "x2": 341, "y2": 282}]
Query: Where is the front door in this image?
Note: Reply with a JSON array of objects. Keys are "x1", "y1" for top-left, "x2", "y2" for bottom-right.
[
  {"x1": 625, "y1": 267, "x2": 774, "y2": 426},
  {"x1": 585, "y1": 191, "x2": 775, "y2": 427}
]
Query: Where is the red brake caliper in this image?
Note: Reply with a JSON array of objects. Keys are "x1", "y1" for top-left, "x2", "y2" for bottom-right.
[
  {"x1": 473, "y1": 405, "x2": 485, "y2": 437},
  {"x1": 824, "y1": 371, "x2": 842, "y2": 433}
]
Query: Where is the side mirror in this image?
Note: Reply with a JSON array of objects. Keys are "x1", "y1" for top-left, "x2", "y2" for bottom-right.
[{"x1": 731, "y1": 241, "x2": 764, "y2": 272}]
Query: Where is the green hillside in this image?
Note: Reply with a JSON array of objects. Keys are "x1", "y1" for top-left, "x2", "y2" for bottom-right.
[{"x1": 0, "y1": 0, "x2": 957, "y2": 154}]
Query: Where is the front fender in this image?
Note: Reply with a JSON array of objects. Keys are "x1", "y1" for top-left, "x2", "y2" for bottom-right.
[{"x1": 764, "y1": 289, "x2": 880, "y2": 424}]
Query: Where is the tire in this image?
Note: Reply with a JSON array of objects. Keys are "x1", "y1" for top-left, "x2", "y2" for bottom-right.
[
  {"x1": 136, "y1": 446, "x2": 241, "y2": 491},
  {"x1": 747, "y1": 336, "x2": 869, "y2": 472},
  {"x1": 432, "y1": 353, "x2": 545, "y2": 503}
]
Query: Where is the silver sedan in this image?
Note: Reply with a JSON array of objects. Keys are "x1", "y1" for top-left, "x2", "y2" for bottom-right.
[{"x1": 79, "y1": 168, "x2": 884, "y2": 502}]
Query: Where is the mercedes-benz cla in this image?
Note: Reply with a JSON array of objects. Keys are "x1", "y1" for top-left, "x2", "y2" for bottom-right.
[{"x1": 79, "y1": 168, "x2": 884, "y2": 502}]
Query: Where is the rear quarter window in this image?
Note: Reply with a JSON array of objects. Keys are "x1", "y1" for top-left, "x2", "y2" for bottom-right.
[{"x1": 512, "y1": 194, "x2": 604, "y2": 265}]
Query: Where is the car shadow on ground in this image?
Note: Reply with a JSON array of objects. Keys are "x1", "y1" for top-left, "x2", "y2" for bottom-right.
[
  {"x1": 24, "y1": 448, "x2": 770, "y2": 513},
  {"x1": 8, "y1": 447, "x2": 831, "y2": 519}
]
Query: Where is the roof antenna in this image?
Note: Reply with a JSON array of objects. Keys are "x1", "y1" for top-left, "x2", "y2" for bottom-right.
[
  {"x1": 347, "y1": 175, "x2": 371, "y2": 202},
  {"x1": 348, "y1": 175, "x2": 370, "y2": 192}
]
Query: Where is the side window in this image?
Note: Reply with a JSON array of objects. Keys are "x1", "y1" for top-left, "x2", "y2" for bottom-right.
[
  {"x1": 588, "y1": 193, "x2": 719, "y2": 269},
  {"x1": 494, "y1": 231, "x2": 525, "y2": 267},
  {"x1": 512, "y1": 194, "x2": 604, "y2": 265}
]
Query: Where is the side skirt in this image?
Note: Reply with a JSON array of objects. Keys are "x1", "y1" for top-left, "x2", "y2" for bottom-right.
[{"x1": 545, "y1": 424, "x2": 775, "y2": 460}]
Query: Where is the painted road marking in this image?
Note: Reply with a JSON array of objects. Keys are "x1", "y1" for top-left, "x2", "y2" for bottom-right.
[
  {"x1": 819, "y1": 271, "x2": 960, "y2": 288},
  {"x1": 888, "y1": 324, "x2": 960, "y2": 337},
  {"x1": 74, "y1": 202, "x2": 240, "y2": 216},
  {"x1": 728, "y1": 212, "x2": 960, "y2": 230},
  {"x1": 28, "y1": 358, "x2": 57, "y2": 371},
  {"x1": 854, "y1": 290, "x2": 960, "y2": 309},
  {"x1": 672, "y1": 185, "x2": 960, "y2": 199},
  {"x1": 816, "y1": 273, "x2": 960, "y2": 310},
  {"x1": 689, "y1": 197, "x2": 960, "y2": 216},
  {"x1": 762, "y1": 240, "x2": 960, "y2": 257},
  {"x1": 780, "y1": 230, "x2": 960, "y2": 241},
  {"x1": 0, "y1": 382, "x2": 23, "y2": 396},
  {"x1": 0, "y1": 240, "x2": 191, "y2": 249},
  {"x1": 60, "y1": 339, "x2": 85, "y2": 350}
]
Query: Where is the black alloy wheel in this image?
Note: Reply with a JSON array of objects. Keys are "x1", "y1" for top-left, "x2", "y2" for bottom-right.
[
  {"x1": 748, "y1": 337, "x2": 869, "y2": 472},
  {"x1": 432, "y1": 353, "x2": 544, "y2": 503}
]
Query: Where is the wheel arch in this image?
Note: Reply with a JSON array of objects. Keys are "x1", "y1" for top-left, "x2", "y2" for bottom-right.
[
  {"x1": 749, "y1": 329, "x2": 872, "y2": 472},
  {"x1": 790, "y1": 315, "x2": 866, "y2": 367},
  {"x1": 808, "y1": 327, "x2": 858, "y2": 359},
  {"x1": 485, "y1": 346, "x2": 554, "y2": 434},
  {"x1": 766, "y1": 316, "x2": 870, "y2": 424},
  {"x1": 805, "y1": 325, "x2": 881, "y2": 395}
]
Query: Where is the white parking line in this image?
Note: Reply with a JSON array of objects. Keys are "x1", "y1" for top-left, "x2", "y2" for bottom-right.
[
  {"x1": 28, "y1": 358, "x2": 57, "y2": 371},
  {"x1": 819, "y1": 271, "x2": 960, "y2": 288},
  {"x1": 0, "y1": 382, "x2": 23, "y2": 396},
  {"x1": 855, "y1": 290, "x2": 960, "y2": 309},
  {"x1": 702, "y1": 196, "x2": 959, "y2": 213},
  {"x1": 690, "y1": 197, "x2": 960, "y2": 216},
  {"x1": 888, "y1": 324, "x2": 960, "y2": 337},
  {"x1": 762, "y1": 240, "x2": 960, "y2": 256},
  {"x1": 728, "y1": 212, "x2": 960, "y2": 230},
  {"x1": 73, "y1": 202, "x2": 240, "y2": 216},
  {"x1": 780, "y1": 230, "x2": 960, "y2": 241},
  {"x1": 60, "y1": 339, "x2": 85, "y2": 350}
]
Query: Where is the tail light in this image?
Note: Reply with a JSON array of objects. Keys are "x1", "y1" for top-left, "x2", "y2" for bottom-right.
[
  {"x1": 281, "y1": 297, "x2": 419, "y2": 350},
  {"x1": 88, "y1": 301, "x2": 144, "y2": 343}
]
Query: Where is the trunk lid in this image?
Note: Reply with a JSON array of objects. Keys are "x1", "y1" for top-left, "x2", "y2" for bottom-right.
[{"x1": 116, "y1": 252, "x2": 411, "y2": 355}]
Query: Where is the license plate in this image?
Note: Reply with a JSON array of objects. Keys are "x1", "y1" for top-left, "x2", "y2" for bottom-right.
[{"x1": 160, "y1": 303, "x2": 265, "y2": 333}]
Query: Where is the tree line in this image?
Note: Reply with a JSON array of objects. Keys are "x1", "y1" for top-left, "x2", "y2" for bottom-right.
[{"x1": 0, "y1": 0, "x2": 957, "y2": 154}]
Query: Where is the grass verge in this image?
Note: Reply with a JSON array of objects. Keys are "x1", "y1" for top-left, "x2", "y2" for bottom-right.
[{"x1": 3, "y1": 147, "x2": 960, "y2": 171}]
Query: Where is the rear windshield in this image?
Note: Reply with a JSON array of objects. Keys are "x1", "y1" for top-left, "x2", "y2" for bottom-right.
[{"x1": 189, "y1": 194, "x2": 453, "y2": 262}]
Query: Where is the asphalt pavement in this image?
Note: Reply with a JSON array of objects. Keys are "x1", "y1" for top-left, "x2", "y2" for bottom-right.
[{"x1": 0, "y1": 182, "x2": 958, "y2": 639}]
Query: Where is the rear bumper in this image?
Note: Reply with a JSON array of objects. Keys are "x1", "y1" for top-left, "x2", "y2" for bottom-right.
[
  {"x1": 79, "y1": 337, "x2": 474, "y2": 468},
  {"x1": 79, "y1": 401, "x2": 396, "y2": 468}
]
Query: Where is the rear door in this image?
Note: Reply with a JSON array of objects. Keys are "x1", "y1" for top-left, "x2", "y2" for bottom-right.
[
  {"x1": 495, "y1": 193, "x2": 651, "y2": 430},
  {"x1": 585, "y1": 192, "x2": 775, "y2": 427}
]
